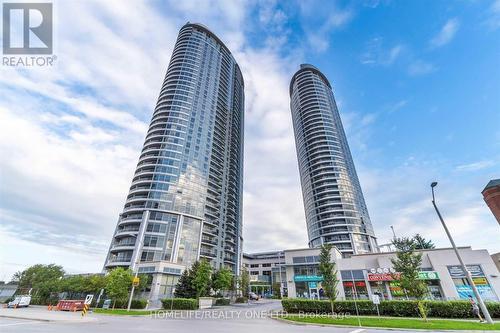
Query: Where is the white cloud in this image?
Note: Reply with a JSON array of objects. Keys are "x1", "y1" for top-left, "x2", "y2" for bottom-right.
[
  {"x1": 430, "y1": 18, "x2": 460, "y2": 47},
  {"x1": 486, "y1": 0, "x2": 500, "y2": 29},
  {"x1": 361, "y1": 38, "x2": 404, "y2": 66},
  {"x1": 358, "y1": 159, "x2": 500, "y2": 252},
  {"x1": 299, "y1": 2, "x2": 355, "y2": 52},
  {"x1": 455, "y1": 160, "x2": 496, "y2": 171},
  {"x1": 408, "y1": 60, "x2": 437, "y2": 76},
  {"x1": 388, "y1": 100, "x2": 408, "y2": 113}
]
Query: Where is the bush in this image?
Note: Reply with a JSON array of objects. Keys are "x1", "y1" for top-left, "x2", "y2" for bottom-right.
[
  {"x1": 30, "y1": 296, "x2": 59, "y2": 306},
  {"x1": 214, "y1": 298, "x2": 230, "y2": 306},
  {"x1": 235, "y1": 297, "x2": 247, "y2": 303},
  {"x1": 112, "y1": 299, "x2": 147, "y2": 309},
  {"x1": 281, "y1": 299, "x2": 500, "y2": 318},
  {"x1": 161, "y1": 298, "x2": 198, "y2": 310}
]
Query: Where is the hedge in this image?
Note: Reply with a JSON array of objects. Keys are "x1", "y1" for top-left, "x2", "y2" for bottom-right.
[
  {"x1": 281, "y1": 299, "x2": 500, "y2": 318},
  {"x1": 235, "y1": 297, "x2": 247, "y2": 303},
  {"x1": 161, "y1": 298, "x2": 198, "y2": 310},
  {"x1": 214, "y1": 298, "x2": 230, "y2": 306},
  {"x1": 110, "y1": 299, "x2": 148, "y2": 309}
]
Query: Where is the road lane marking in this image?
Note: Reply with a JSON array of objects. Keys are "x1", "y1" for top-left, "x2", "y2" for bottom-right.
[{"x1": 349, "y1": 329, "x2": 365, "y2": 333}]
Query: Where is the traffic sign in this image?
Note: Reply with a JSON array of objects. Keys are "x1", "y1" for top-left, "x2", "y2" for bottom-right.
[
  {"x1": 133, "y1": 277, "x2": 140, "y2": 286},
  {"x1": 84, "y1": 294, "x2": 94, "y2": 305}
]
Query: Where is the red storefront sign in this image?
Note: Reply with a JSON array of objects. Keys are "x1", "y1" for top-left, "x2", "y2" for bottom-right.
[
  {"x1": 343, "y1": 281, "x2": 366, "y2": 287},
  {"x1": 367, "y1": 273, "x2": 400, "y2": 281}
]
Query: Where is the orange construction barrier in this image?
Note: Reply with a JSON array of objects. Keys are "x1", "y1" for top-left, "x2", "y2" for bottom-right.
[{"x1": 56, "y1": 300, "x2": 85, "y2": 311}]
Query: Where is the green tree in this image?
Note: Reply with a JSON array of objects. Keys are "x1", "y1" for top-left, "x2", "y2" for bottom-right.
[
  {"x1": 412, "y1": 234, "x2": 435, "y2": 249},
  {"x1": 391, "y1": 237, "x2": 429, "y2": 320},
  {"x1": 272, "y1": 282, "x2": 281, "y2": 299},
  {"x1": 318, "y1": 244, "x2": 338, "y2": 314},
  {"x1": 15, "y1": 264, "x2": 64, "y2": 302},
  {"x1": 105, "y1": 267, "x2": 133, "y2": 308},
  {"x1": 192, "y1": 259, "x2": 212, "y2": 298},
  {"x1": 239, "y1": 268, "x2": 250, "y2": 297},
  {"x1": 174, "y1": 269, "x2": 196, "y2": 299},
  {"x1": 212, "y1": 268, "x2": 233, "y2": 296}
]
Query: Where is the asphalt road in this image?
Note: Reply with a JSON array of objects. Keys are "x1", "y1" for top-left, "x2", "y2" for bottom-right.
[{"x1": 0, "y1": 300, "x2": 448, "y2": 333}]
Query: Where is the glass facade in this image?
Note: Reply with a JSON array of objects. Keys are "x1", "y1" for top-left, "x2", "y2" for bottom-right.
[
  {"x1": 289, "y1": 64, "x2": 377, "y2": 255},
  {"x1": 105, "y1": 23, "x2": 244, "y2": 274}
]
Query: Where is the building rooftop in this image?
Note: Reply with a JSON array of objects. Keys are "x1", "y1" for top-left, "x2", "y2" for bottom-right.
[
  {"x1": 483, "y1": 179, "x2": 500, "y2": 193},
  {"x1": 289, "y1": 63, "x2": 332, "y2": 95}
]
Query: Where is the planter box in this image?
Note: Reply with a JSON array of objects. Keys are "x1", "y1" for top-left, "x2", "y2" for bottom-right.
[{"x1": 199, "y1": 297, "x2": 214, "y2": 309}]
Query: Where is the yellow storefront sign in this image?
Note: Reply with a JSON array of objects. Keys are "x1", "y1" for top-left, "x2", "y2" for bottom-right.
[{"x1": 472, "y1": 277, "x2": 487, "y2": 285}]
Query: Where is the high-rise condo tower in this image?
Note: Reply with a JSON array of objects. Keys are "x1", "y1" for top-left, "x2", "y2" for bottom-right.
[
  {"x1": 104, "y1": 23, "x2": 244, "y2": 299},
  {"x1": 290, "y1": 64, "x2": 377, "y2": 256}
]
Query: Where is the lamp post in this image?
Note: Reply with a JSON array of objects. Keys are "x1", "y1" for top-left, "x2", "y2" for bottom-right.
[
  {"x1": 126, "y1": 233, "x2": 143, "y2": 312},
  {"x1": 430, "y1": 182, "x2": 493, "y2": 324},
  {"x1": 126, "y1": 211, "x2": 149, "y2": 312}
]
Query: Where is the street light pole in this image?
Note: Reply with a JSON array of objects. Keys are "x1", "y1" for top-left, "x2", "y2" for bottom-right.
[
  {"x1": 430, "y1": 182, "x2": 493, "y2": 324},
  {"x1": 126, "y1": 211, "x2": 149, "y2": 312}
]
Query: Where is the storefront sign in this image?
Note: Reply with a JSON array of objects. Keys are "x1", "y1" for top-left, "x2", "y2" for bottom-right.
[
  {"x1": 368, "y1": 271, "x2": 439, "y2": 281},
  {"x1": 343, "y1": 281, "x2": 366, "y2": 287},
  {"x1": 367, "y1": 273, "x2": 397, "y2": 281},
  {"x1": 369, "y1": 267, "x2": 396, "y2": 274},
  {"x1": 473, "y1": 277, "x2": 488, "y2": 285},
  {"x1": 308, "y1": 282, "x2": 317, "y2": 288},
  {"x1": 447, "y1": 265, "x2": 484, "y2": 278},
  {"x1": 418, "y1": 271, "x2": 440, "y2": 280},
  {"x1": 294, "y1": 275, "x2": 323, "y2": 282},
  {"x1": 455, "y1": 285, "x2": 498, "y2": 302}
]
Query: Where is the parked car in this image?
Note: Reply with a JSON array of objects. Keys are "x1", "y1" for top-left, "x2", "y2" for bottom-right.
[
  {"x1": 248, "y1": 292, "x2": 259, "y2": 300},
  {"x1": 7, "y1": 295, "x2": 31, "y2": 308}
]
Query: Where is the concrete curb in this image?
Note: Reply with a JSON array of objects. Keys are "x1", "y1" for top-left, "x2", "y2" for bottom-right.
[
  {"x1": 0, "y1": 314, "x2": 50, "y2": 322},
  {"x1": 271, "y1": 316, "x2": 500, "y2": 332}
]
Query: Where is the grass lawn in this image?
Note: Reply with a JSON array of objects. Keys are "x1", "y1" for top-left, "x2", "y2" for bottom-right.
[
  {"x1": 282, "y1": 315, "x2": 500, "y2": 330},
  {"x1": 93, "y1": 308, "x2": 158, "y2": 316}
]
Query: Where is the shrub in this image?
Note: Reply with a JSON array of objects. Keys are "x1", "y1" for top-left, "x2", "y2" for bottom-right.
[
  {"x1": 235, "y1": 297, "x2": 247, "y2": 303},
  {"x1": 281, "y1": 299, "x2": 500, "y2": 318},
  {"x1": 214, "y1": 298, "x2": 230, "y2": 306},
  {"x1": 161, "y1": 298, "x2": 198, "y2": 310},
  {"x1": 112, "y1": 299, "x2": 147, "y2": 309},
  {"x1": 30, "y1": 296, "x2": 59, "y2": 306}
]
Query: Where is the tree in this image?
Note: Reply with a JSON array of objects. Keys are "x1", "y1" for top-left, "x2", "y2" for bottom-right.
[
  {"x1": 391, "y1": 237, "x2": 429, "y2": 320},
  {"x1": 174, "y1": 269, "x2": 196, "y2": 299},
  {"x1": 412, "y1": 234, "x2": 435, "y2": 249},
  {"x1": 272, "y1": 282, "x2": 281, "y2": 299},
  {"x1": 239, "y1": 268, "x2": 250, "y2": 298},
  {"x1": 192, "y1": 259, "x2": 212, "y2": 298},
  {"x1": 212, "y1": 268, "x2": 233, "y2": 296},
  {"x1": 15, "y1": 264, "x2": 64, "y2": 302},
  {"x1": 318, "y1": 244, "x2": 338, "y2": 314},
  {"x1": 105, "y1": 267, "x2": 133, "y2": 308}
]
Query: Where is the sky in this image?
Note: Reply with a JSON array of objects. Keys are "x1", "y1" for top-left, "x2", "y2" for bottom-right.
[{"x1": 0, "y1": 0, "x2": 499, "y2": 281}]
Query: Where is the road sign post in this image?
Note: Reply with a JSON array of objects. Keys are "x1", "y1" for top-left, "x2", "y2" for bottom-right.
[{"x1": 82, "y1": 295, "x2": 94, "y2": 317}]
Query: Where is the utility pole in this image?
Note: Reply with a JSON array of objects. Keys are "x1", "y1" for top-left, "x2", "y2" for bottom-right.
[{"x1": 430, "y1": 182, "x2": 493, "y2": 324}]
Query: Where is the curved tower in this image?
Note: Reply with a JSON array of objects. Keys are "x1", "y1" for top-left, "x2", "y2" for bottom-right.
[
  {"x1": 105, "y1": 23, "x2": 244, "y2": 279},
  {"x1": 290, "y1": 64, "x2": 376, "y2": 256}
]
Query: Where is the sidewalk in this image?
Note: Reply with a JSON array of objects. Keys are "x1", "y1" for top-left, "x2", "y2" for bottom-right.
[{"x1": 0, "y1": 305, "x2": 98, "y2": 322}]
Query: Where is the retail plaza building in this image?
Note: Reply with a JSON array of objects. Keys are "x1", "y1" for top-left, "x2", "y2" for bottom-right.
[{"x1": 243, "y1": 246, "x2": 500, "y2": 302}]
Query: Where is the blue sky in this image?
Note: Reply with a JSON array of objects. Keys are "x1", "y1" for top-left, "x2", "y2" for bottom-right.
[{"x1": 0, "y1": 0, "x2": 499, "y2": 280}]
